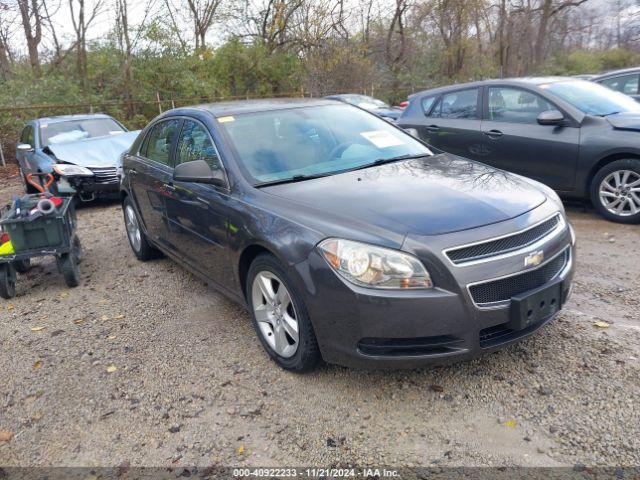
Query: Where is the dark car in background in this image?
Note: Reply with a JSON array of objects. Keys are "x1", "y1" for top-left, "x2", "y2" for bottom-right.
[
  {"x1": 324, "y1": 94, "x2": 403, "y2": 122},
  {"x1": 120, "y1": 98, "x2": 574, "y2": 371},
  {"x1": 399, "y1": 77, "x2": 640, "y2": 223},
  {"x1": 592, "y1": 67, "x2": 640, "y2": 102},
  {"x1": 16, "y1": 114, "x2": 140, "y2": 202}
]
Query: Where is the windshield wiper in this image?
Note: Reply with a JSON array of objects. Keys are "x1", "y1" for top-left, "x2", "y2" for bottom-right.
[
  {"x1": 254, "y1": 153, "x2": 430, "y2": 187},
  {"x1": 254, "y1": 173, "x2": 332, "y2": 188},
  {"x1": 599, "y1": 111, "x2": 621, "y2": 117},
  {"x1": 344, "y1": 153, "x2": 431, "y2": 173}
]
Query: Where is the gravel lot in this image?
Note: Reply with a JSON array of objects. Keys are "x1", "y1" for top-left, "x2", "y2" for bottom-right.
[{"x1": 0, "y1": 171, "x2": 639, "y2": 469}]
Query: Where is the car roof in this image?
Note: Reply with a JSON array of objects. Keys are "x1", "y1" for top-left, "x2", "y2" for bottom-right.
[
  {"x1": 408, "y1": 77, "x2": 577, "y2": 98},
  {"x1": 592, "y1": 67, "x2": 640, "y2": 80},
  {"x1": 182, "y1": 98, "x2": 340, "y2": 117},
  {"x1": 34, "y1": 113, "x2": 114, "y2": 125}
]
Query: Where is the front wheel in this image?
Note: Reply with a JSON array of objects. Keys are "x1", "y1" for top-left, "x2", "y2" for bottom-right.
[
  {"x1": 246, "y1": 253, "x2": 321, "y2": 372},
  {"x1": 591, "y1": 160, "x2": 640, "y2": 224}
]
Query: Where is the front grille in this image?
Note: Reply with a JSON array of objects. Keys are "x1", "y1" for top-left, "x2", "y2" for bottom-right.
[
  {"x1": 469, "y1": 248, "x2": 569, "y2": 307},
  {"x1": 89, "y1": 167, "x2": 119, "y2": 184},
  {"x1": 446, "y1": 214, "x2": 561, "y2": 264}
]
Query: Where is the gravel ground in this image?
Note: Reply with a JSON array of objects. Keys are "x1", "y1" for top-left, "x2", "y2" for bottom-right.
[{"x1": 0, "y1": 172, "x2": 639, "y2": 469}]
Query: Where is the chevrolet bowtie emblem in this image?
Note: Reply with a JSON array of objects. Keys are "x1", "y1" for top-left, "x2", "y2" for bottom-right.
[{"x1": 524, "y1": 250, "x2": 544, "y2": 268}]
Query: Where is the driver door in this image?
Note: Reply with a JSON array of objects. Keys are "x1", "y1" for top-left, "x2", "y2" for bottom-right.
[
  {"x1": 480, "y1": 86, "x2": 580, "y2": 191},
  {"x1": 164, "y1": 118, "x2": 231, "y2": 285}
]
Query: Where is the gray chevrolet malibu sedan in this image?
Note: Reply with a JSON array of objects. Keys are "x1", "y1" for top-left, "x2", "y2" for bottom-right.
[{"x1": 120, "y1": 99, "x2": 575, "y2": 371}]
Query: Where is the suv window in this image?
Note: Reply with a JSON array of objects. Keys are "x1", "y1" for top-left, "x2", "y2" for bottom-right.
[
  {"x1": 598, "y1": 74, "x2": 639, "y2": 95},
  {"x1": 488, "y1": 87, "x2": 554, "y2": 123},
  {"x1": 20, "y1": 126, "x2": 35, "y2": 146},
  {"x1": 431, "y1": 89, "x2": 478, "y2": 119},
  {"x1": 143, "y1": 119, "x2": 180, "y2": 166},
  {"x1": 175, "y1": 120, "x2": 222, "y2": 172}
]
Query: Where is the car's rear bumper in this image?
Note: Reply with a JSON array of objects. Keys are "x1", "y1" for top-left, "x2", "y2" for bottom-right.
[{"x1": 293, "y1": 210, "x2": 575, "y2": 369}]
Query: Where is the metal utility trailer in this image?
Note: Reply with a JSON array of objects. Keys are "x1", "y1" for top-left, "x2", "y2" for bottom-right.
[{"x1": 0, "y1": 189, "x2": 83, "y2": 299}]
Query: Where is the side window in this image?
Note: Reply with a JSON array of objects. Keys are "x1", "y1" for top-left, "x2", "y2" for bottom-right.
[
  {"x1": 488, "y1": 87, "x2": 554, "y2": 124},
  {"x1": 599, "y1": 74, "x2": 639, "y2": 95},
  {"x1": 175, "y1": 120, "x2": 222, "y2": 172},
  {"x1": 421, "y1": 96, "x2": 437, "y2": 115},
  {"x1": 143, "y1": 119, "x2": 180, "y2": 166},
  {"x1": 431, "y1": 89, "x2": 478, "y2": 119},
  {"x1": 20, "y1": 126, "x2": 35, "y2": 146}
]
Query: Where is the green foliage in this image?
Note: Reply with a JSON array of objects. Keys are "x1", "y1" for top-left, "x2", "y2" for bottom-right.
[{"x1": 542, "y1": 48, "x2": 640, "y2": 76}]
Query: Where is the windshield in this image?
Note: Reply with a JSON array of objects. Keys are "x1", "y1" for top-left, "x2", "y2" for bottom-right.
[
  {"x1": 40, "y1": 118, "x2": 126, "y2": 145},
  {"x1": 219, "y1": 104, "x2": 432, "y2": 184},
  {"x1": 542, "y1": 80, "x2": 640, "y2": 116},
  {"x1": 340, "y1": 95, "x2": 390, "y2": 109}
]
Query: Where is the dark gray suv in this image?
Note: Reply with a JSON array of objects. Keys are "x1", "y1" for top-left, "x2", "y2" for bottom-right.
[
  {"x1": 399, "y1": 77, "x2": 640, "y2": 223},
  {"x1": 121, "y1": 99, "x2": 575, "y2": 371}
]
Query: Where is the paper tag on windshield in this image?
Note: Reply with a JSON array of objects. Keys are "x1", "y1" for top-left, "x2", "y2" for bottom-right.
[{"x1": 360, "y1": 130, "x2": 404, "y2": 148}]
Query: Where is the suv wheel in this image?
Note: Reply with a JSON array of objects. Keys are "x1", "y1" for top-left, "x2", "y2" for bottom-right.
[
  {"x1": 123, "y1": 196, "x2": 162, "y2": 261},
  {"x1": 591, "y1": 159, "x2": 640, "y2": 224},
  {"x1": 247, "y1": 253, "x2": 321, "y2": 372}
]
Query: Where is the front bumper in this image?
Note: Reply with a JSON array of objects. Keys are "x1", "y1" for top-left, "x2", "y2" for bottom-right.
[
  {"x1": 294, "y1": 206, "x2": 575, "y2": 369},
  {"x1": 60, "y1": 174, "x2": 120, "y2": 201}
]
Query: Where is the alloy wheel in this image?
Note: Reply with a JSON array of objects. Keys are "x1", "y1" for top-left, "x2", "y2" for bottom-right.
[
  {"x1": 124, "y1": 205, "x2": 142, "y2": 252},
  {"x1": 251, "y1": 271, "x2": 299, "y2": 358},
  {"x1": 598, "y1": 170, "x2": 640, "y2": 217}
]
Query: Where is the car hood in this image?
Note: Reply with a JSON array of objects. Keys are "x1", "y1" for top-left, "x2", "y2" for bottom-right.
[
  {"x1": 44, "y1": 131, "x2": 140, "y2": 167},
  {"x1": 262, "y1": 154, "x2": 547, "y2": 236},
  {"x1": 605, "y1": 112, "x2": 640, "y2": 131}
]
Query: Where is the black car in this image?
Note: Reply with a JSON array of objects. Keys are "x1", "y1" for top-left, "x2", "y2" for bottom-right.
[
  {"x1": 120, "y1": 99, "x2": 574, "y2": 371},
  {"x1": 398, "y1": 77, "x2": 640, "y2": 223},
  {"x1": 324, "y1": 94, "x2": 403, "y2": 122},
  {"x1": 592, "y1": 67, "x2": 640, "y2": 102}
]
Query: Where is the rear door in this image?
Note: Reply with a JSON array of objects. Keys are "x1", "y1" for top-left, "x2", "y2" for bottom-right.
[
  {"x1": 480, "y1": 86, "x2": 580, "y2": 191},
  {"x1": 164, "y1": 118, "x2": 231, "y2": 284},
  {"x1": 418, "y1": 87, "x2": 484, "y2": 159},
  {"x1": 127, "y1": 118, "x2": 181, "y2": 247}
]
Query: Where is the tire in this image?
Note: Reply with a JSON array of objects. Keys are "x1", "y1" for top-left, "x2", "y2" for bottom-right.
[
  {"x1": 122, "y1": 196, "x2": 162, "y2": 261},
  {"x1": 591, "y1": 159, "x2": 640, "y2": 224},
  {"x1": 57, "y1": 235, "x2": 81, "y2": 288},
  {"x1": 0, "y1": 263, "x2": 17, "y2": 299},
  {"x1": 246, "y1": 253, "x2": 321, "y2": 372},
  {"x1": 12, "y1": 258, "x2": 31, "y2": 273}
]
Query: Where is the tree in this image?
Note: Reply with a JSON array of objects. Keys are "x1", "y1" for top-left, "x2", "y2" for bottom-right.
[
  {"x1": 186, "y1": 0, "x2": 223, "y2": 50},
  {"x1": 69, "y1": 0, "x2": 103, "y2": 88},
  {"x1": 17, "y1": 0, "x2": 43, "y2": 76}
]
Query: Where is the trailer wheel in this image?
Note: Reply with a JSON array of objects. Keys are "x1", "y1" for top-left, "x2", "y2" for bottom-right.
[
  {"x1": 0, "y1": 263, "x2": 17, "y2": 299},
  {"x1": 57, "y1": 235, "x2": 82, "y2": 288}
]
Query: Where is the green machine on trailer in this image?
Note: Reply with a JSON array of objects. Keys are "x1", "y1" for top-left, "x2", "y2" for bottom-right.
[{"x1": 0, "y1": 173, "x2": 83, "y2": 299}]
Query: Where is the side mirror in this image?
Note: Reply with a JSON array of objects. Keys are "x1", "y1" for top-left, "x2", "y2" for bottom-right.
[
  {"x1": 537, "y1": 110, "x2": 564, "y2": 126},
  {"x1": 17, "y1": 143, "x2": 34, "y2": 152},
  {"x1": 174, "y1": 159, "x2": 226, "y2": 187}
]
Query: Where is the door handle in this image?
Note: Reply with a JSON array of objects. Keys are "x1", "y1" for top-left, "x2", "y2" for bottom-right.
[
  {"x1": 164, "y1": 183, "x2": 176, "y2": 192},
  {"x1": 426, "y1": 125, "x2": 440, "y2": 132},
  {"x1": 483, "y1": 129, "x2": 503, "y2": 138}
]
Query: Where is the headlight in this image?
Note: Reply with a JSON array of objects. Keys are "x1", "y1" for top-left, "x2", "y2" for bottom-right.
[
  {"x1": 318, "y1": 238, "x2": 433, "y2": 289},
  {"x1": 52, "y1": 164, "x2": 94, "y2": 177}
]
